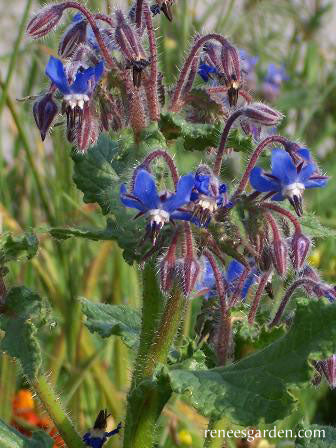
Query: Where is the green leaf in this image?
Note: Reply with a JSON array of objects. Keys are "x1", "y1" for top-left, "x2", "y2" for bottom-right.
[
  {"x1": 165, "y1": 300, "x2": 336, "y2": 425},
  {"x1": 295, "y1": 424, "x2": 336, "y2": 447},
  {"x1": 159, "y1": 112, "x2": 254, "y2": 153},
  {"x1": 0, "y1": 287, "x2": 49, "y2": 379},
  {"x1": 300, "y1": 212, "x2": 336, "y2": 239},
  {"x1": 0, "y1": 419, "x2": 54, "y2": 448},
  {"x1": 0, "y1": 232, "x2": 38, "y2": 264},
  {"x1": 80, "y1": 297, "x2": 141, "y2": 349}
]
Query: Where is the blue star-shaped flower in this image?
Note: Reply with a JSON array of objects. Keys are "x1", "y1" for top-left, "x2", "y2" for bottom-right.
[
  {"x1": 45, "y1": 56, "x2": 104, "y2": 108},
  {"x1": 120, "y1": 169, "x2": 195, "y2": 242},
  {"x1": 190, "y1": 171, "x2": 229, "y2": 226},
  {"x1": 198, "y1": 63, "x2": 219, "y2": 82},
  {"x1": 249, "y1": 148, "x2": 328, "y2": 216}
]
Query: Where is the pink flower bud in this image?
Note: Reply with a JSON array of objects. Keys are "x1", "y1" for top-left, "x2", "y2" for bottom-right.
[
  {"x1": 177, "y1": 257, "x2": 201, "y2": 298},
  {"x1": 243, "y1": 103, "x2": 283, "y2": 127},
  {"x1": 27, "y1": 5, "x2": 66, "y2": 39},
  {"x1": 271, "y1": 239, "x2": 288, "y2": 276},
  {"x1": 291, "y1": 232, "x2": 311, "y2": 270},
  {"x1": 33, "y1": 93, "x2": 58, "y2": 141}
]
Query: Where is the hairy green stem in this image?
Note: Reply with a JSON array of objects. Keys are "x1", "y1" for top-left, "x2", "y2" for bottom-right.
[{"x1": 32, "y1": 375, "x2": 85, "y2": 448}]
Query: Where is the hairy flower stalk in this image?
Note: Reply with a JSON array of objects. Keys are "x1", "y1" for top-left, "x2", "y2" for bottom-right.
[
  {"x1": 265, "y1": 211, "x2": 288, "y2": 276},
  {"x1": 248, "y1": 269, "x2": 272, "y2": 324},
  {"x1": 269, "y1": 278, "x2": 329, "y2": 327},
  {"x1": 137, "y1": 149, "x2": 179, "y2": 187},
  {"x1": 204, "y1": 250, "x2": 230, "y2": 365},
  {"x1": 169, "y1": 34, "x2": 237, "y2": 113}
]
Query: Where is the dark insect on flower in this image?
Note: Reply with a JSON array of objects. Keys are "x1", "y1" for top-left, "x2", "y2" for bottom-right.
[
  {"x1": 83, "y1": 409, "x2": 122, "y2": 448},
  {"x1": 125, "y1": 58, "x2": 151, "y2": 88},
  {"x1": 33, "y1": 93, "x2": 58, "y2": 141},
  {"x1": 120, "y1": 169, "x2": 194, "y2": 243},
  {"x1": 45, "y1": 56, "x2": 104, "y2": 135},
  {"x1": 249, "y1": 148, "x2": 328, "y2": 216},
  {"x1": 151, "y1": 0, "x2": 175, "y2": 21}
]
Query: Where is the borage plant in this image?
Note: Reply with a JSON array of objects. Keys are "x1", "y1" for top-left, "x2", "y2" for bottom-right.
[{"x1": 1, "y1": 1, "x2": 336, "y2": 447}]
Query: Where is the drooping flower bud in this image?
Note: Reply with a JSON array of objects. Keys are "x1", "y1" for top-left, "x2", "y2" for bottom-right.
[
  {"x1": 220, "y1": 43, "x2": 241, "y2": 107},
  {"x1": 271, "y1": 239, "x2": 288, "y2": 276},
  {"x1": 291, "y1": 232, "x2": 311, "y2": 270},
  {"x1": 243, "y1": 102, "x2": 283, "y2": 127},
  {"x1": 58, "y1": 17, "x2": 88, "y2": 58},
  {"x1": 259, "y1": 245, "x2": 273, "y2": 272},
  {"x1": 176, "y1": 256, "x2": 201, "y2": 297},
  {"x1": 33, "y1": 93, "x2": 58, "y2": 141},
  {"x1": 27, "y1": 4, "x2": 65, "y2": 39}
]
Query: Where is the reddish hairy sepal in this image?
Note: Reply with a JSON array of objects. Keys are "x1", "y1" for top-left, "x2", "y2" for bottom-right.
[
  {"x1": 176, "y1": 257, "x2": 201, "y2": 298},
  {"x1": 27, "y1": 4, "x2": 66, "y2": 39},
  {"x1": 271, "y1": 239, "x2": 288, "y2": 276},
  {"x1": 76, "y1": 104, "x2": 100, "y2": 152},
  {"x1": 58, "y1": 18, "x2": 87, "y2": 57}
]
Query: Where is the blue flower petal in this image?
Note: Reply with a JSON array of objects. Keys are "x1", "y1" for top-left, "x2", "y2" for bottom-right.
[
  {"x1": 120, "y1": 184, "x2": 146, "y2": 211},
  {"x1": 271, "y1": 149, "x2": 297, "y2": 185},
  {"x1": 45, "y1": 56, "x2": 70, "y2": 94},
  {"x1": 198, "y1": 64, "x2": 218, "y2": 82},
  {"x1": 71, "y1": 66, "x2": 96, "y2": 94},
  {"x1": 72, "y1": 13, "x2": 84, "y2": 23},
  {"x1": 164, "y1": 173, "x2": 194, "y2": 213},
  {"x1": 297, "y1": 148, "x2": 311, "y2": 161},
  {"x1": 133, "y1": 170, "x2": 160, "y2": 210},
  {"x1": 271, "y1": 192, "x2": 285, "y2": 201},
  {"x1": 241, "y1": 269, "x2": 257, "y2": 299},
  {"x1": 226, "y1": 260, "x2": 244, "y2": 284},
  {"x1": 250, "y1": 167, "x2": 280, "y2": 192},
  {"x1": 297, "y1": 163, "x2": 316, "y2": 183},
  {"x1": 195, "y1": 174, "x2": 210, "y2": 195},
  {"x1": 304, "y1": 177, "x2": 328, "y2": 189}
]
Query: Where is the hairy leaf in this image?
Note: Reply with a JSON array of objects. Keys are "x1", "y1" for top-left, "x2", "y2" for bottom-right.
[
  {"x1": 0, "y1": 287, "x2": 49, "y2": 379},
  {"x1": 0, "y1": 419, "x2": 54, "y2": 448},
  {"x1": 300, "y1": 212, "x2": 336, "y2": 239},
  {"x1": 165, "y1": 301, "x2": 336, "y2": 425},
  {"x1": 159, "y1": 112, "x2": 254, "y2": 153},
  {"x1": 80, "y1": 297, "x2": 141, "y2": 349},
  {"x1": 0, "y1": 232, "x2": 38, "y2": 264}
]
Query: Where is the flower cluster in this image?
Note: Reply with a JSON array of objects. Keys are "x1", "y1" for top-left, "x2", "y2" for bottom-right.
[{"x1": 27, "y1": 0, "x2": 334, "y2": 388}]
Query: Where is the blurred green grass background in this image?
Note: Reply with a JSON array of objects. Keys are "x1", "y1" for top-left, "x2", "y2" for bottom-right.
[{"x1": 1, "y1": 1, "x2": 336, "y2": 447}]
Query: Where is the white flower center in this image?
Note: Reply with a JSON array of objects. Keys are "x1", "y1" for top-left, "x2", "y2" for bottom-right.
[
  {"x1": 198, "y1": 196, "x2": 218, "y2": 213},
  {"x1": 282, "y1": 182, "x2": 305, "y2": 199},
  {"x1": 64, "y1": 93, "x2": 90, "y2": 110},
  {"x1": 148, "y1": 209, "x2": 170, "y2": 226}
]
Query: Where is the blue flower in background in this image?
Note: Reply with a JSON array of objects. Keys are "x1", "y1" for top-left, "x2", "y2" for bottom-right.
[
  {"x1": 198, "y1": 63, "x2": 219, "y2": 82},
  {"x1": 239, "y1": 49, "x2": 258, "y2": 75},
  {"x1": 249, "y1": 148, "x2": 328, "y2": 216},
  {"x1": 196, "y1": 258, "x2": 258, "y2": 302},
  {"x1": 120, "y1": 169, "x2": 195, "y2": 242},
  {"x1": 262, "y1": 63, "x2": 289, "y2": 100},
  {"x1": 45, "y1": 56, "x2": 104, "y2": 109}
]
